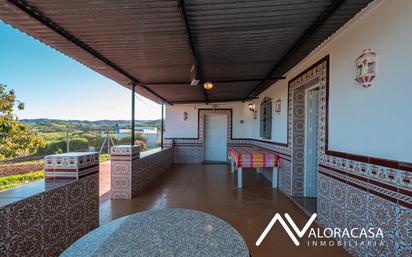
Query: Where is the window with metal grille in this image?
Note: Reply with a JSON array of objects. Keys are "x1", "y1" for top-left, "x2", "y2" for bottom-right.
[{"x1": 260, "y1": 97, "x2": 272, "y2": 139}]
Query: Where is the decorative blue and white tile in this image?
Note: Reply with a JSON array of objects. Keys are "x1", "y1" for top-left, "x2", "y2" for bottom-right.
[
  {"x1": 317, "y1": 195, "x2": 330, "y2": 227},
  {"x1": 367, "y1": 195, "x2": 398, "y2": 257},
  {"x1": 317, "y1": 174, "x2": 331, "y2": 227},
  {"x1": 345, "y1": 212, "x2": 368, "y2": 257},
  {"x1": 346, "y1": 186, "x2": 368, "y2": 217},
  {"x1": 330, "y1": 178, "x2": 347, "y2": 204},
  {"x1": 345, "y1": 186, "x2": 369, "y2": 257},
  {"x1": 367, "y1": 195, "x2": 397, "y2": 232},
  {"x1": 397, "y1": 206, "x2": 412, "y2": 257},
  {"x1": 329, "y1": 201, "x2": 347, "y2": 230},
  {"x1": 278, "y1": 160, "x2": 292, "y2": 196},
  {"x1": 174, "y1": 146, "x2": 203, "y2": 164},
  {"x1": 399, "y1": 170, "x2": 412, "y2": 190},
  {"x1": 318, "y1": 173, "x2": 331, "y2": 199}
]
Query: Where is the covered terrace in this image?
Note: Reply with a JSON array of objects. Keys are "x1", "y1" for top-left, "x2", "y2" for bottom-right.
[{"x1": 1, "y1": 1, "x2": 410, "y2": 257}]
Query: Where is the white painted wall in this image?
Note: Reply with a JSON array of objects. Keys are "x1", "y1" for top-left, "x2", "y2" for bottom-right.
[
  {"x1": 257, "y1": 0, "x2": 412, "y2": 162},
  {"x1": 165, "y1": 102, "x2": 253, "y2": 139},
  {"x1": 251, "y1": 81, "x2": 289, "y2": 144},
  {"x1": 165, "y1": 105, "x2": 198, "y2": 138},
  {"x1": 165, "y1": 0, "x2": 412, "y2": 162}
]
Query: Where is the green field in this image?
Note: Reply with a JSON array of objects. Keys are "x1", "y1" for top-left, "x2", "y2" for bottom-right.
[
  {"x1": 39, "y1": 131, "x2": 68, "y2": 142},
  {"x1": 0, "y1": 171, "x2": 44, "y2": 191}
]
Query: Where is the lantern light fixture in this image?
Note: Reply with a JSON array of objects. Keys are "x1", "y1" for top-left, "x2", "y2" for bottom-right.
[
  {"x1": 203, "y1": 82, "x2": 214, "y2": 90},
  {"x1": 275, "y1": 98, "x2": 281, "y2": 113},
  {"x1": 248, "y1": 103, "x2": 257, "y2": 119},
  {"x1": 182, "y1": 112, "x2": 188, "y2": 121},
  {"x1": 355, "y1": 49, "x2": 377, "y2": 88},
  {"x1": 248, "y1": 103, "x2": 256, "y2": 112}
]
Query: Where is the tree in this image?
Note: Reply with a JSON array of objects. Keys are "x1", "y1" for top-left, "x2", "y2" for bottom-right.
[{"x1": 0, "y1": 84, "x2": 45, "y2": 160}]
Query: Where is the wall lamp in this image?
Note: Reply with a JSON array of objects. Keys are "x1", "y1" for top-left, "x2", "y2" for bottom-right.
[{"x1": 248, "y1": 103, "x2": 257, "y2": 119}]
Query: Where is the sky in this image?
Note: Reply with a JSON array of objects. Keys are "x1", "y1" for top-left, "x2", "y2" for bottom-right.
[{"x1": 0, "y1": 21, "x2": 161, "y2": 121}]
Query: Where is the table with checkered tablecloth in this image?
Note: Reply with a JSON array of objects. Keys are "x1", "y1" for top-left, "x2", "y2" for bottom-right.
[{"x1": 228, "y1": 147, "x2": 280, "y2": 188}]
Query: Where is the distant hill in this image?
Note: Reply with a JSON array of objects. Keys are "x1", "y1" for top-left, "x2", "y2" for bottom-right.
[
  {"x1": 20, "y1": 119, "x2": 161, "y2": 135},
  {"x1": 20, "y1": 118, "x2": 160, "y2": 127}
]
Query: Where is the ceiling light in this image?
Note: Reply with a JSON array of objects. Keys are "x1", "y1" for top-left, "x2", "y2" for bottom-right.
[{"x1": 203, "y1": 82, "x2": 214, "y2": 90}]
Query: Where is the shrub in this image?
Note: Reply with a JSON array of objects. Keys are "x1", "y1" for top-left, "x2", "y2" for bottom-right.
[
  {"x1": 69, "y1": 137, "x2": 89, "y2": 151},
  {"x1": 36, "y1": 140, "x2": 66, "y2": 155}
]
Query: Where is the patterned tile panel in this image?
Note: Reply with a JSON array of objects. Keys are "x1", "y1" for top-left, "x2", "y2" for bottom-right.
[
  {"x1": 367, "y1": 194, "x2": 399, "y2": 257},
  {"x1": 319, "y1": 165, "x2": 412, "y2": 210},
  {"x1": 110, "y1": 145, "x2": 140, "y2": 199},
  {"x1": 0, "y1": 174, "x2": 99, "y2": 257},
  {"x1": 111, "y1": 162, "x2": 132, "y2": 199},
  {"x1": 398, "y1": 206, "x2": 412, "y2": 257},
  {"x1": 44, "y1": 152, "x2": 98, "y2": 170},
  {"x1": 317, "y1": 173, "x2": 330, "y2": 227},
  {"x1": 44, "y1": 152, "x2": 99, "y2": 179},
  {"x1": 111, "y1": 148, "x2": 173, "y2": 199},
  {"x1": 111, "y1": 145, "x2": 140, "y2": 156},
  {"x1": 133, "y1": 148, "x2": 173, "y2": 196},
  {"x1": 318, "y1": 171, "x2": 412, "y2": 257},
  {"x1": 320, "y1": 155, "x2": 412, "y2": 192},
  {"x1": 278, "y1": 160, "x2": 292, "y2": 196},
  {"x1": 244, "y1": 157, "x2": 291, "y2": 197},
  {"x1": 174, "y1": 145, "x2": 203, "y2": 164}
]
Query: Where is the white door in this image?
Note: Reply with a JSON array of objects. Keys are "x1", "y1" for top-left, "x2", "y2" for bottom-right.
[
  {"x1": 205, "y1": 115, "x2": 227, "y2": 162},
  {"x1": 304, "y1": 88, "x2": 320, "y2": 198}
]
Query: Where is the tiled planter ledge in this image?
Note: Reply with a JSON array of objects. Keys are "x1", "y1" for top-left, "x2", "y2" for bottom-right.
[
  {"x1": 111, "y1": 147, "x2": 174, "y2": 199},
  {"x1": 0, "y1": 152, "x2": 100, "y2": 257}
]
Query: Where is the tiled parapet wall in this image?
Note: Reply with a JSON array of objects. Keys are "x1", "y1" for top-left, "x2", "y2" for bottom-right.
[
  {"x1": 110, "y1": 145, "x2": 140, "y2": 199},
  {"x1": 132, "y1": 147, "x2": 174, "y2": 196},
  {"x1": 0, "y1": 174, "x2": 99, "y2": 257},
  {"x1": 44, "y1": 152, "x2": 99, "y2": 179}
]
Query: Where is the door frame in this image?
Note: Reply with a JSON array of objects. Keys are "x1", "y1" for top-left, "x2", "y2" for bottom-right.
[
  {"x1": 304, "y1": 84, "x2": 320, "y2": 197},
  {"x1": 203, "y1": 114, "x2": 228, "y2": 162}
]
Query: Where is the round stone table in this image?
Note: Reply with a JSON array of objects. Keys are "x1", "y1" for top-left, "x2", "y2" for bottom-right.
[{"x1": 61, "y1": 208, "x2": 250, "y2": 257}]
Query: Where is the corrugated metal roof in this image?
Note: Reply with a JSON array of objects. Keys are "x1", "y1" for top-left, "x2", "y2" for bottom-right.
[{"x1": 0, "y1": 0, "x2": 373, "y2": 103}]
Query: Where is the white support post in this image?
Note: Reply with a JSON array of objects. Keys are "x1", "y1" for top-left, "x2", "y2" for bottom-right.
[
  {"x1": 230, "y1": 159, "x2": 235, "y2": 173},
  {"x1": 237, "y1": 168, "x2": 242, "y2": 188},
  {"x1": 272, "y1": 167, "x2": 278, "y2": 188}
]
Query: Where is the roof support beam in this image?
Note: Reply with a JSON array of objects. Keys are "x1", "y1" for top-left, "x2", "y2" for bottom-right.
[
  {"x1": 160, "y1": 102, "x2": 164, "y2": 149},
  {"x1": 177, "y1": 0, "x2": 208, "y2": 103},
  {"x1": 145, "y1": 77, "x2": 286, "y2": 85},
  {"x1": 245, "y1": 0, "x2": 345, "y2": 99},
  {"x1": 170, "y1": 97, "x2": 258, "y2": 105},
  {"x1": 8, "y1": 0, "x2": 168, "y2": 104}
]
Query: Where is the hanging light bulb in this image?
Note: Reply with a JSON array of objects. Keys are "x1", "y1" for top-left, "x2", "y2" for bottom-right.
[{"x1": 203, "y1": 82, "x2": 214, "y2": 90}]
